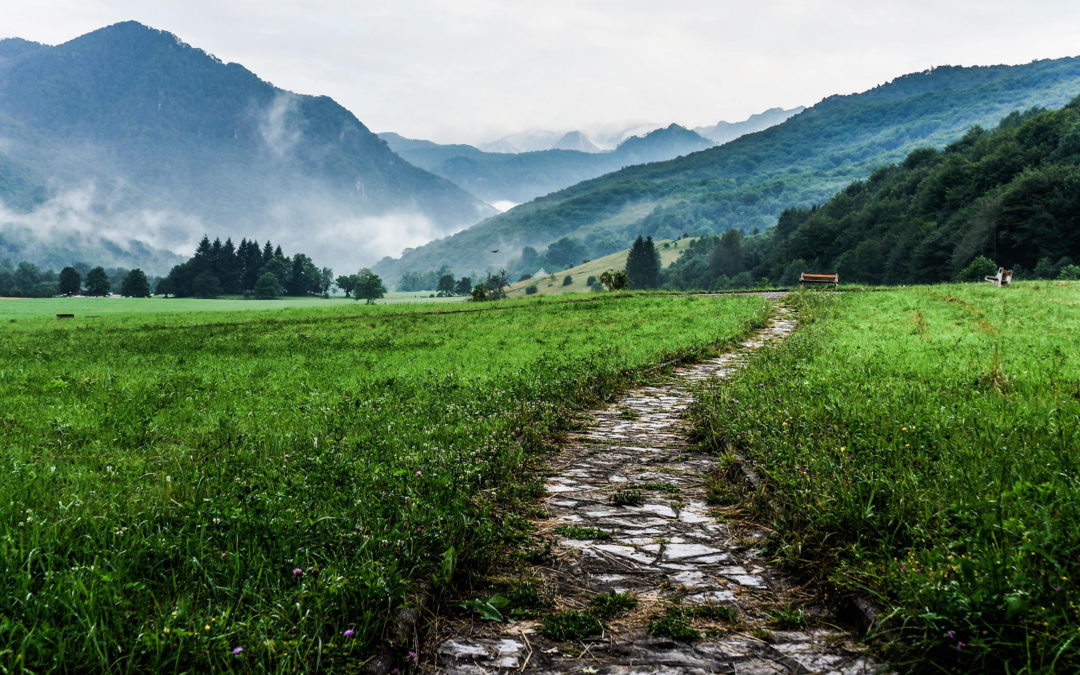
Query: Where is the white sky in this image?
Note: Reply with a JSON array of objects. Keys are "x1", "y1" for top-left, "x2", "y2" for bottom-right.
[{"x1": 3, "y1": 0, "x2": 1079, "y2": 145}]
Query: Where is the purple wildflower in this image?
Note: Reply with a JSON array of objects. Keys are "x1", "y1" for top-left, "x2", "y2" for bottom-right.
[
  {"x1": 293, "y1": 567, "x2": 303, "y2": 577},
  {"x1": 408, "y1": 650, "x2": 418, "y2": 662},
  {"x1": 415, "y1": 470, "x2": 422, "y2": 477},
  {"x1": 957, "y1": 641, "x2": 964, "y2": 651},
  {"x1": 232, "y1": 647, "x2": 243, "y2": 655},
  {"x1": 946, "y1": 630, "x2": 955, "y2": 640},
  {"x1": 343, "y1": 629, "x2": 355, "y2": 638}
]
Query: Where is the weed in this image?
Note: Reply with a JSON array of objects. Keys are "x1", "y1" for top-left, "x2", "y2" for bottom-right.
[
  {"x1": 616, "y1": 407, "x2": 640, "y2": 419},
  {"x1": 589, "y1": 590, "x2": 638, "y2": 618},
  {"x1": 635, "y1": 482, "x2": 681, "y2": 494},
  {"x1": 539, "y1": 611, "x2": 604, "y2": 641},
  {"x1": 768, "y1": 606, "x2": 808, "y2": 629},
  {"x1": 648, "y1": 607, "x2": 703, "y2": 641},
  {"x1": 611, "y1": 488, "x2": 645, "y2": 506},
  {"x1": 556, "y1": 526, "x2": 612, "y2": 541}
]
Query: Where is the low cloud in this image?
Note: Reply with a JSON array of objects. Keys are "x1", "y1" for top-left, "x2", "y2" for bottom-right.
[{"x1": 258, "y1": 93, "x2": 302, "y2": 157}]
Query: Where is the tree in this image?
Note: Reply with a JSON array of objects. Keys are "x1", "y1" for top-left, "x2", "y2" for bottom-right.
[
  {"x1": 958, "y1": 255, "x2": 998, "y2": 282},
  {"x1": 336, "y1": 274, "x2": 357, "y2": 297},
  {"x1": 484, "y1": 270, "x2": 510, "y2": 300},
  {"x1": 599, "y1": 269, "x2": 628, "y2": 291},
  {"x1": 85, "y1": 267, "x2": 111, "y2": 296},
  {"x1": 437, "y1": 273, "x2": 456, "y2": 297},
  {"x1": 288, "y1": 253, "x2": 319, "y2": 296},
  {"x1": 254, "y1": 272, "x2": 281, "y2": 299},
  {"x1": 353, "y1": 268, "x2": 386, "y2": 304},
  {"x1": 454, "y1": 276, "x2": 472, "y2": 296},
  {"x1": 59, "y1": 266, "x2": 81, "y2": 296},
  {"x1": 14, "y1": 261, "x2": 41, "y2": 295},
  {"x1": 1059, "y1": 264, "x2": 1080, "y2": 280},
  {"x1": 562, "y1": 274, "x2": 573, "y2": 286},
  {"x1": 625, "y1": 235, "x2": 661, "y2": 289},
  {"x1": 319, "y1": 267, "x2": 335, "y2": 295},
  {"x1": 120, "y1": 269, "x2": 151, "y2": 297},
  {"x1": 191, "y1": 271, "x2": 223, "y2": 298},
  {"x1": 469, "y1": 282, "x2": 487, "y2": 302}
]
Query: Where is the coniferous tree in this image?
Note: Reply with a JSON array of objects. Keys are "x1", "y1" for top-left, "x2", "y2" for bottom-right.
[
  {"x1": 261, "y1": 240, "x2": 275, "y2": 266},
  {"x1": 59, "y1": 266, "x2": 81, "y2": 295},
  {"x1": 120, "y1": 269, "x2": 151, "y2": 297},
  {"x1": 625, "y1": 235, "x2": 661, "y2": 289},
  {"x1": 85, "y1": 266, "x2": 111, "y2": 296}
]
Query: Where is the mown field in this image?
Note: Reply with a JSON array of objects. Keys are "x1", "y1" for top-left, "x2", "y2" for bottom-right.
[
  {"x1": 694, "y1": 281, "x2": 1080, "y2": 672},
  {"x1": 0, "y1": 293, "x2": 769, "y2": 672}
]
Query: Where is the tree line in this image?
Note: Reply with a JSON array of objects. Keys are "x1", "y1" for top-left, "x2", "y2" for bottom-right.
[
  {"x1": 0, "y1": 260, "x2": 156, "y2": 298},
  {"x1": 157, "y1": 236, "x2": 335, "y2": 299}
]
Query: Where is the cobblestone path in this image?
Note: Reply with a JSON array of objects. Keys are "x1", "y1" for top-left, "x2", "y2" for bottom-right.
[{"x1": 433, "y1": 304, "x2": 877, "y2": 674}]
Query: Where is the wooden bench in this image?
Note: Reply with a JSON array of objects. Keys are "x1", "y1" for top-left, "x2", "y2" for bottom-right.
[
  {"x1": 799, "y1": 273, "x2": 838, "y2": 288},
  {"x1": 984, "y1": 267, "x2": 1012, "y2": 287},
  {"x1": 56, "y1": 313, "x2": 74, "y2": 319}
]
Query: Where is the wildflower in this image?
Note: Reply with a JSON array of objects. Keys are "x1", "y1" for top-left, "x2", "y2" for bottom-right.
[
  {"x1": 415, "y1": 470, "x2": 422, "y2": 477},
  {"x1": 408, "y1": 651, "x2": 418, "y2": 662},
  {"x1": 293, "y1": 567, "x2": 303, "y2": 577},
  {"x1": 946, "y1": 630, "x2": 955, "y2": 640},
  {"x1": 343, "y1": 629, "x2": 355, "y2": 638},
  {"x1": 204, "y1": 624, "x2": 211, "y2": 631},
  {"x1": 232, "y1": 647, "x2": 243, "y2": 655}
]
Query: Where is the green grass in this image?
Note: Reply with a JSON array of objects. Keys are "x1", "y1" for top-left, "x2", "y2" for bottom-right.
[
  {"x1": 589, "y1": 590, "x2": 638, "y2": 619},
  {"x1": 0, "y1": 292, "x2": 769, "y2": 671},
  {"x1": 504, "y1": 238, "x2": 696, "y2": 298},
  {"x1": 0, "y1": 292, "x2": 462, "y2": 321},
  {"x1": 692, "y1": 281, "x2": 1080, "y2": 672},
  {"x1": 555, "y1": 526, "x2": 612, "y2": 541}
]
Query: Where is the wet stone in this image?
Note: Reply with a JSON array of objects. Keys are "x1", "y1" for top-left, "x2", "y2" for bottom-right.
[{"x1": 433, "y1": 305, "x2": 879, "y2": 674}]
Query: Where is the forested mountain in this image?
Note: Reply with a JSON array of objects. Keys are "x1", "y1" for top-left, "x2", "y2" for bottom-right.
[
  {"x1": 380, "y1": 124, "x2": 714, "y2": 205},
  {"x1": 693, "y1": 106, "x2": 803, "y2": 144},
  {"x1": 755, "y1": 99, "x2": 1080, "y2": 285},
  {"x1": 375, "y1": 57, "x2": 1080, "y2": 285},
  {"x1": 0, "y1": 22, "x2": 492, "y2": 273}
]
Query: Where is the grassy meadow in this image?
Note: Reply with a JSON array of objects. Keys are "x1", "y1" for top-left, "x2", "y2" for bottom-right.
[
  {"x1": 504, "y1": 238, "x2": 695, "y2": 298},
  {"x1": 0, "y1": 293, "x2": 769, "y2": 672},
  {"x1": 693, "y1": 281, "x2": 1080, "y2": 672}
]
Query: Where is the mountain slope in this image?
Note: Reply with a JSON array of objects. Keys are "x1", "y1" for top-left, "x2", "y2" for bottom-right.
[
  {"x1": 375, "y1": 57, "x2": 1080, "y2": 284},
  {"x1": 381, "y1": 124, "x2": 714, "y2": 205},
  {"x1": 759, "y1": 98, "x2": 1080, "y2": 284},
  {"x1": 0, "y1": 22, "x2": 492, "y2": 273}
]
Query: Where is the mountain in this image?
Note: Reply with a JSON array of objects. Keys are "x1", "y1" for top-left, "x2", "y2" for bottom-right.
[
  {"x1": 551, "y1": 131, "x2": 601, "y2": 152},
  {"x1": 694, "y1": 106, "x2": 804, "y2": 145},
  {"x1": 756, "y1": 99, "x2": 1080, "y2": 285},
  {"x1": 375, "y1": 57, "x2": 1080, "y2": 285},
  {"x1": 0, "y1": 22, "x2": 493, "y2": 273},
  {"x1": 380, "y1": 124, "x2": 714, "y2": 205}
]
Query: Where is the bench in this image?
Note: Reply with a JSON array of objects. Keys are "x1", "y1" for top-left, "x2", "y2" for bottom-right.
[
  {"x1": 56, "y1": 313, "x2": 74, "y2": 319},
  {"x1": 984, "y1": 267, "x2": 1012, "y2": 287},
  {"x1": 799, "y1": 273, "x2": 838, "y2": 288}
]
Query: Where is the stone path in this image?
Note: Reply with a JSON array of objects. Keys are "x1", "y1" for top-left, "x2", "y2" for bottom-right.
[{"x1": 431, "y1": 304, "x2": 877, "y2": 674}]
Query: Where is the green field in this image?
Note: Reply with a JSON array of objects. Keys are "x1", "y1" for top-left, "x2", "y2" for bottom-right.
[
  {"x1": 0, "y1": 292, "x2": 462, "y2": 321},
  {"x1": 694, "y1": 281, "x2": 1080, "y2": 672},
  {"x1": 0, "y1": 293, "x2": 769, "y2": 672}
]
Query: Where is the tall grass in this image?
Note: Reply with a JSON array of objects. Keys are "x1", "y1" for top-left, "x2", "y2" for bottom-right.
[
  {"x1": 0, "y1": 293, "x2": 768, "y2": 671},
  {"x1": 692, "y1": 282, "x2": 1080, "y2": 672}
]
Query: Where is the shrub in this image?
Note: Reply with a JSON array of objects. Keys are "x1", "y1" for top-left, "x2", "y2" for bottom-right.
[
  {"x1": 958, "y1": 255, "x2": 998, "y2": 282},
  {"x1": 562, "y1": 275, "x2": 573, "y2": 286},
  {"x1": 1059, "y1": 264, "x2": 1080, "y2": 280},
  {"x1": 525, "y1": 285, "x2": 538, "y2": 295}
]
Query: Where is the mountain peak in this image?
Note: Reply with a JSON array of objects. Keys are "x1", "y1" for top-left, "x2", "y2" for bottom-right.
[{"x1": 551, "y1": 130, "x2": 600, "y2": 152}]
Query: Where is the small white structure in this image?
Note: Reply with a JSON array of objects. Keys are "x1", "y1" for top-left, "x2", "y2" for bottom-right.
[{"x1": 984, "y1": 267, "x2": 1012, "y2": 287}]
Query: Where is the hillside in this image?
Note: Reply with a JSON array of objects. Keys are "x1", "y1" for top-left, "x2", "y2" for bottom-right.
[
  {"x1": 375, "y1": 57, "x2": 1080, "y2": 285},
  {"x1": 0, "y1": 23, "x2": 492, "y2": 273},
  {"x1": 380, "y1": 124, "x2": 714, "y2": 205},
  {"x1": 759, "y1": 98, "x2": 1080, "y2": 284},
  {"x1": 504, "y1": 237, "x2": 695, "y2": 297}
]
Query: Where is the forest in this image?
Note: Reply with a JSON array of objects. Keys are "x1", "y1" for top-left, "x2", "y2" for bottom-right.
[{"x1": 664, "y1": 97, "x2": 1080, "y2": 288}]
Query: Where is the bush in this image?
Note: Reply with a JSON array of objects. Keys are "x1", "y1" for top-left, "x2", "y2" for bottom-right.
[
  {"x1": 586, "y1": 276, "x2": 597, "y2": 287},
  {"x1": 1059, "y1": 264, "x2": 1080, "y2": 280},
  {"x1": 525, "y1": 285, "x2": 538, "y2": 295},
  {"x1": 562, "y1": 275, "x2": 573, "y2": 286},
  {"x1": 958, "y1": 255, "x2": 998, "y2": 282}
]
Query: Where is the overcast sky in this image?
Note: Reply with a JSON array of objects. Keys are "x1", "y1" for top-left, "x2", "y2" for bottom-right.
[{"x1": 5, "y1": 1, "x2": 1080, "y2": 144}]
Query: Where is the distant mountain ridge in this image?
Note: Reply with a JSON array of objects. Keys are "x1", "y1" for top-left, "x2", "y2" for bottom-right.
[
  {"x1": 694, "y1": 106, "x2": 804, "y2": 144},
  {"x1": 375, "y1": 56, "x2": 1080, "y2": 284},
  {"x1": 0, "y1": 22, "x2": 493, "y2": 273},
  {"x1": 380, "y1": 124, "x2": 714, "y2": 205}
]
